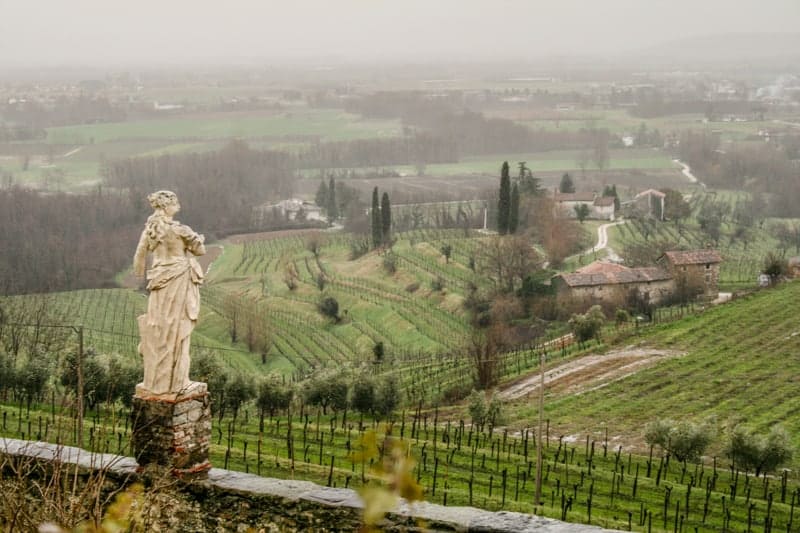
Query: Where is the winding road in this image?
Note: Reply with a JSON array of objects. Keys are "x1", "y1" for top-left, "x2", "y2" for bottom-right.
[{"x1": 574, "y1": 219, "x2": 625, "y2": 263}]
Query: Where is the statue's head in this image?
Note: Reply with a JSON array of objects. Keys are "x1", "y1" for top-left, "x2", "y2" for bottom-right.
[{"x1": 147, "y1": 190, "x2": 179, "y2": 213}]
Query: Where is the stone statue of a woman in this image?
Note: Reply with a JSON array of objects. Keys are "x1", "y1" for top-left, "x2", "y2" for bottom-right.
[{"x1": 133, "y1": 190, "x2": 205, "y2": 396}]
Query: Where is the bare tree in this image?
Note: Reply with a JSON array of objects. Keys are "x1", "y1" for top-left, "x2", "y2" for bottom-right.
[{"x1": 480, "y1": 235, "x2": 541, "y2": 293}]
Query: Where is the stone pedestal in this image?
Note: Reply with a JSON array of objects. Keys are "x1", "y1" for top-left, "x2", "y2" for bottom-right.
[{"x1": 131, "y1": 381, "x2": 212, "y2": 479}]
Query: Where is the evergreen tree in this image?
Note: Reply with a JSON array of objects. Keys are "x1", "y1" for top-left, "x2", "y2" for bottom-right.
[
  {"x1": 327, "y1": 177, "x2": 338, "y2": 222},
  {"x1": 603, "y1": 184, "x2": 620, "y2": 211},
  {"x1": 315, "y1": 179, "x2": 329, "y2": 210},
  {"x1": 509, "y1": 182, "x2": 520, "y2": 234},
  {"x1": 380, "y1": 192, "x2": 392, "y2": 245},
  {"x1": 371, "y1": 186, "x2": 382, "y2": 249},
  {"x1": 497, "y1": 161, "x2": 510, "y2": 234},
  {"x1": 559, "y1": 172, "x2": 575, "y2": 193}
]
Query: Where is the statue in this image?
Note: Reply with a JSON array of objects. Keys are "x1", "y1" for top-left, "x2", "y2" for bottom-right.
[{"x1": 133, "y1": 190, "x2": 205, "y2": 396}]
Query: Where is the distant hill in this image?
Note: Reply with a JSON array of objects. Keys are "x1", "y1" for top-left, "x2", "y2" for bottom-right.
[{"x1": 627, "y1": 32, "x2": 800, "y2": 67}]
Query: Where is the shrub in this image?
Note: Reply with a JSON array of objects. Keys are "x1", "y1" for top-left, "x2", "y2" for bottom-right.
[
  {"x1": 726, "y1": 424, "x2": 793, "y2": 476},
  {"x1": 569, "y1": 305, "x2": 605, "y2": 344},
  {"x1": 430, "y1": 276, "x2": 445, "y2": 292},
  {"x1": 372, "y1": 341, "x2": 384, "y2": 363},
  {"x1": 615, "y1": 308, "x2": 631, "y2": 327},
  {"x1": 383, "y1": 252, "x2": 398, "y2": 274},
  {"x1": 224, "y1": 372, "x2": 256, "y2": 422},
  {"x1": 645, "y1": 418, "x2": 712, "y2": 463},
  {"x1": 468, "y1": 389, "x2": 487, "y2": 431},
  {"x1": 374, "y1": 375, "x2": 400, "y2": 419},
  {"x1": 257, "y1": 374, "x2": 292, "y2": 422},
  {"x1": 440, "y1": 244, "x2": 452, "y2": 263},
  {"x1": 305, "y1": 372, "x2": 349, "y2": 414},
  {"x1": 349, "y1": 238, "x2": 370, "y2": 260},
  {"x1": 318, "y1": 295, "x2": 340, "y2": 321},
  {"x1": 350, "y1": 376, "x2": 376, "y2": 415}
]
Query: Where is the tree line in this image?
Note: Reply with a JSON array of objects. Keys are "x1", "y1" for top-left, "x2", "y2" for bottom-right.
[
  {"x1": 344, "y1": 92, "x2": 607, "y2": 156},
  {"x1": 103, "y1": 139, "x2": 296, "y2": 238},
  {"x1": 0, "y1": 187, "x2": 141, "y2": 295}
]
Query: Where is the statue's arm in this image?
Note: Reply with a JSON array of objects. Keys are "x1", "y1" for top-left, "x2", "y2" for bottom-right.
[
  {"x1": 177, "y1": 224, "x2": 206, "y2": 256},
  {"x1": 133, "y1": 230, "x2": 148, "y2": 277}
]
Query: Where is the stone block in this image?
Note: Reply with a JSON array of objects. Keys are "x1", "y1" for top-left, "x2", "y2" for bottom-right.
[{"x1": 131, "y1": 387, "x2": 212, "y2": 480}]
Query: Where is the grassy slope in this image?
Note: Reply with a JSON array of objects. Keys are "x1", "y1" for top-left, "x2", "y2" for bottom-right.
[
  {"x1": 1, "y1": 289, "x2": 272, "y2": 376},
  {"x1": 507, "y1": 281, "x2": 800, "y2": 451}
]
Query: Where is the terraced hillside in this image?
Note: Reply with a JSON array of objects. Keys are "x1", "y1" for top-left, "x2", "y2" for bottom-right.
[{"x1": 506, "y1": 280, "x2": 800, "y2": 451}]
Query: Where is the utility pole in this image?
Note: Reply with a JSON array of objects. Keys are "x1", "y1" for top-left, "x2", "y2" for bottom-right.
[
  {"x1": 534, "y1": 350, "x2": 545, "y2": 508},
  {"x1": 72, "y1": 325, "x2": 84, "y2": 448}
]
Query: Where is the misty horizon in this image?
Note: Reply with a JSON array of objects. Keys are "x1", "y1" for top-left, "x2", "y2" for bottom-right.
[{"x1": 2, "y1": 0, "x2": 799, "y2": 68}]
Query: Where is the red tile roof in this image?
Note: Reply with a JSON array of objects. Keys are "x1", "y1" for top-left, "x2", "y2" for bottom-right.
[
  {"x1": 662, "y1": 250, "x2": 722, "y2": 265},
  {"x1": 557, "y1": 261, "x2": 672, "y2": 287}
]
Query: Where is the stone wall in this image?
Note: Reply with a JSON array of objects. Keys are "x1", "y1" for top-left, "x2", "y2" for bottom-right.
[{"x1": 0, "y1": 438, "x2": 620, "y2": 532}]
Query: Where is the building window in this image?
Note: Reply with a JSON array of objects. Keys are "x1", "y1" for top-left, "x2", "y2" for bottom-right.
[{"x1": 705, "y1": 264, "x2": 711, "y2": 269}]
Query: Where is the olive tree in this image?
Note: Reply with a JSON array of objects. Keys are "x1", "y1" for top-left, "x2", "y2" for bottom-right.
[
  {"x1": 726, "y1": 425, "x2": 793, "y2": 477},
  {"x1": 645, "y1": 419, "x2": 712, "y2": 463}
]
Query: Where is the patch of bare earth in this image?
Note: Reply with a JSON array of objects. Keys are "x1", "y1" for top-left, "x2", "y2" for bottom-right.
[{"x1": 498, "y1": 347, "x2": 686, "y2": 402}]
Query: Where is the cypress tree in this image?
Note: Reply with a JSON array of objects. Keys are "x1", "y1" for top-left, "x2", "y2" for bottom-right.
[
  {"x1": 381, "y1": 192, "x2": 392, "y2": 245},
  {"x1": 559, "y1": 172, "x2": 575, "y2": 193},
  {"x1": 509, "y1": 182, "x2": 520, "y2": 234},
  {"x1": 371, "y1": 187, "x2": 382, "y2": 249},
  {"x1": 497, "y1": 161, "x2": 511, "y2": 234},
  {"x1": 315, "y1": 179, "x2": 329, "y2": 210},
  {"x1": 327, "y1": 177, "x2": 338, "y2": 222}
]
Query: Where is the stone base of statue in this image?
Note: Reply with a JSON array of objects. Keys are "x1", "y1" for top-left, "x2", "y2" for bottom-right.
[{"x1": 131, "y1": 381, "x2": 211, "y2": 480}]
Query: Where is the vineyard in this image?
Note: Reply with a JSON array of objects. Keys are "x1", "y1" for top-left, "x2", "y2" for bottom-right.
[
  {"x1": 203, "y1": 228, "x2": 571, "y2": 403},
  {"x1": 2, "y1": 358, "x2": 799, "y2": 533},
  {"x1": 610, "y1": 189, "x2": 783, "y2": 287},
  {"x1": 2, "y1": 211, "x2": 800, "y2": 530}
]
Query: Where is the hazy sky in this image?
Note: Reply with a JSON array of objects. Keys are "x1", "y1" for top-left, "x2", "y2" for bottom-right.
[{"x1": 1, "y1": 0, "x2": 798, "y2": 66}]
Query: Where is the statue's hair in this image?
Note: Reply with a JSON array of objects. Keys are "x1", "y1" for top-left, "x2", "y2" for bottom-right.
[
  {"x1": 147, "y1": 190, "x2": 178, "y2": 211},
  {"x1": 144, "y1": 191, "x2": 178, "y2": 250}
]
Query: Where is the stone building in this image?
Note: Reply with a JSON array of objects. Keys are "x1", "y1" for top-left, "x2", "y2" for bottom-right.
[
  {"x1": 553, "y1": 191, "x2": 616, "y2": 221},
  {"x1": 630, "y1": 189, "x2": 666, "y2": 220},
  {"x1": 659, "y1": 249, "x2": 723, "y2": 300},
  {"x1": 553, "y1": 261, "x2": 673, "y2": 310},
  {"x1": 554, "y1": 248, "x2": 723, "y2": 312}
]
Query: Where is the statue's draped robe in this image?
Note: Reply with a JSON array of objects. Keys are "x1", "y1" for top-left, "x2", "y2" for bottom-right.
[{"x1": 138, "y1": 226, "x2": 204, "y2": 394}]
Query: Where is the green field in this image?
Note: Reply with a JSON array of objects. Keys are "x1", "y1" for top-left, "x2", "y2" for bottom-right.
[
  {"x1": 376, "y1": 148, "x2": 676, "y2": 177},
  {"x1": 45, "y1": 109, "x2": 403, "y2": 145},
  {"x1": 514, "y1": 109, "x2": 775, "y2": 142}
]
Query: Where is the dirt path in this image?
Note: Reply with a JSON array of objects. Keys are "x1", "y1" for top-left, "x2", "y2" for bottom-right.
[
  {"x1": 498, "y1": 346, "x2": 686, "y2": 401},
  {"x1": 579, "y1": 219, "x2": 625, "y2": 262}
]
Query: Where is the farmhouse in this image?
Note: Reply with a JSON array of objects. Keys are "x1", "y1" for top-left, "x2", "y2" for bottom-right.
[
  {"x1": 251, "y1": 198, "x2": 324, "y2": 228},
  {"x1": 553, "y1": 191, "x2": 616, "y2": 221},
  {"x1": 630, "y1": 189, "x2": 666, "y2": 220},
  {"x1": 555, "y1": 248, "x2": 723, "y2": 311},
  {"x1": 553, "y1": 261, "x2": 673, "y2": 310},
  {"x1": 659, "y1": 249, "x2": 723, "y2": 300}
]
